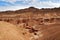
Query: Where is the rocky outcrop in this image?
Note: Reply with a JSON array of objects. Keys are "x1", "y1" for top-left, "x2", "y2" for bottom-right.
[
  {"x1": 0, "y1": 7, "x2": 60, "y2": 40},
  {"x1": 0, "y1": 7, "x2": 60, "y2": 26}
]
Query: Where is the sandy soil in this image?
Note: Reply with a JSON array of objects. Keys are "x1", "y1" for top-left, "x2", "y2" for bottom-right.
[
  {"x1": 0, "y1": 21, "x2": 28, "y2": 40},
  {"x1": 0, "y1": 21, "x2": 60, "y2": 40}
]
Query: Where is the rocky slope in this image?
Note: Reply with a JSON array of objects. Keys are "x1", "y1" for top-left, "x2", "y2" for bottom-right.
[{"x1": 0, "y1": 7, "x2": 60, "y2": 40}]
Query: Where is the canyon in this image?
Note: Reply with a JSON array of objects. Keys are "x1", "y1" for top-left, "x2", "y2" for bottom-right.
[{"x1": 0, "y1": 7, "x2": 60, "y2": 40}]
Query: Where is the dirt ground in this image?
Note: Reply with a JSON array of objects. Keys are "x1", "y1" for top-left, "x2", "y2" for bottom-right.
[{"x1": 0, "y1": 21, "x2": 60, "y2": 40}]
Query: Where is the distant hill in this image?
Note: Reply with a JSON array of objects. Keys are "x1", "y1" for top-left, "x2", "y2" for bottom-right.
[{"x1": 0, "y1": 7, "x2": 60, "y2": 14}]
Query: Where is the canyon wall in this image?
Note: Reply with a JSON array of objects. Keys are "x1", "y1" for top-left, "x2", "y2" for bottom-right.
[{"x1": 0, "y1": 7, "x2": 60, "y2": 40}]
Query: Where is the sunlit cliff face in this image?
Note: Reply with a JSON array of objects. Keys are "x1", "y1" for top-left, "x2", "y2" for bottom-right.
[
  {"x1": 0, "y1": 7, "x2": 60, "y2": 24},
  {"x1": 0, "y1": 7, "x2": 60, "y2": 40}
]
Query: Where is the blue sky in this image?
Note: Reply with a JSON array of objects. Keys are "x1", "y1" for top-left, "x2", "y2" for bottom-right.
[{"x1": 0, "y1": 0, "x2": 60, "y2": 11}]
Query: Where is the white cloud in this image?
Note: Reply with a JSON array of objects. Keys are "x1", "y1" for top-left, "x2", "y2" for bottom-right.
[
  {"x1": 29, "y1": 0, "x2": 60, "y2": 8},
  {"x1": 1, "y1": 0, "x2": 16, "y2": 3},
  {"x1": 39, "y1": 1, "x2": 60, "y2": 8},
  {"x1": 0, "y1": 6, "x2": 30, "y2": 11},
  {"x1": 1, "y1": 0, "x2": 33, "y2": 3},
  {"x1": 0, "y1": 0, "x2": 60, "y2": 11}
]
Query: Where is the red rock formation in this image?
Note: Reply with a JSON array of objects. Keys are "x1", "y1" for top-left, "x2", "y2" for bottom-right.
[{"x1": 0, "y1": 7, "x2": 60, "y2": 40}]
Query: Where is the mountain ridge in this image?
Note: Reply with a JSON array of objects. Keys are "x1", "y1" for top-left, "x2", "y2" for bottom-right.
[{"x1": 0, "y1": 7, "x2": 60, "y2": 14}]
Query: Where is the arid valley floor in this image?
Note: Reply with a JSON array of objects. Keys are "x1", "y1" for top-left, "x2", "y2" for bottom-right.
[{"x1": 0, "y1": 7, "x2": 60, "y2": 40}]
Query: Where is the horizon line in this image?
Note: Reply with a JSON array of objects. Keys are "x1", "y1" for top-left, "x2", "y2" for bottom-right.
[{"x1": 0, "y1": 6, "x2": 60, "y2": 12}]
